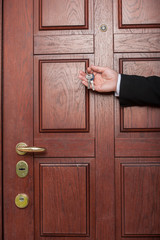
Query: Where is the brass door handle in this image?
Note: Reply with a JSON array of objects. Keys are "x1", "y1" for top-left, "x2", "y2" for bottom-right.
[{"x1": 16, "y1": 142, "x2": 45, "y2": 155}]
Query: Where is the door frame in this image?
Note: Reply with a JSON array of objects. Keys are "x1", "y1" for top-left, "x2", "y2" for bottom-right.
[{"x1": 0, "y1": 0, "x2": 2, "y2": 238}]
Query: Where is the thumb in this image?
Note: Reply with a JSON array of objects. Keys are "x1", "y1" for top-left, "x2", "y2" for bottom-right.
[{"x1": 90, "y1": 65, "x2": 106, "y2": 73}]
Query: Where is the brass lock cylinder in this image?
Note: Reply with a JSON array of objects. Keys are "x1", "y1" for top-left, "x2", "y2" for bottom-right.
[
  {"x1": 15, "y1": 193, "x2": 29, "y2": 208},
  {"x1": 16, "y1": 160, "x2": 28, "y2": 178}
]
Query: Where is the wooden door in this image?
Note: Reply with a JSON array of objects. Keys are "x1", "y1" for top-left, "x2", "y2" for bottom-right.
[
  {"x1": 114, "y1": 0, "x2": 160, "y2": 239},
  {"x1": 3, "y1": 0, "x2": 114, "y2": 240},
  {"x1": 2, "y1": 0, "x2": 160, "y2": 240}
]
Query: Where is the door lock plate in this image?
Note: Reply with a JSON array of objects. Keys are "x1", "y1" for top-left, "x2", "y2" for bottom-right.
[
  {"x1": 16, "y1": 160, "x2": 28, "y2": 178},
  {"x1": 15, "y1": 193, "x2": 29, "y2": 208}
]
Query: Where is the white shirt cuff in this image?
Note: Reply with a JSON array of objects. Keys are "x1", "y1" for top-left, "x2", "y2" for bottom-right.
[{"x1": 115, "y1": 74, "x2": 121, "y2": 97}]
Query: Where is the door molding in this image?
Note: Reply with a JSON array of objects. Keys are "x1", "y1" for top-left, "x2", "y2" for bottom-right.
[{"x1": 0, "y1": 0, "x2": 2, "y2": 238}]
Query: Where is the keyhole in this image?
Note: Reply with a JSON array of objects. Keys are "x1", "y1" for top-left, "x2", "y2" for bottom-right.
[
  {"x1": 19, "y1": 197, "x2": 24, "y2": 202},
  {"x1": 19, "y1": 167, "x2": 25, "y2": 170}
]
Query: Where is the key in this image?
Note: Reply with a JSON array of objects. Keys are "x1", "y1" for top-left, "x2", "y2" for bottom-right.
[
  {"x1": 86, "y1": 73, "x2": 93, "y2": 89},
  {"x1": 91, "y1": 80, "x2": 95, "y2": 91},
  {"x1": 86, "y1": 73, "x2": 94, "y2": 90},
  {"x1": 90, "y1": 73, "x2": 95, "y2": 91}
]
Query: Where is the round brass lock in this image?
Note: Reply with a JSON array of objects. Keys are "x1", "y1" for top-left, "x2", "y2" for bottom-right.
[
  {"x1": 16, "y1": 160, "x2": 28, "y2": 178},
  {"x1": 15, "y1": 193, "x2": 29, "y2": 208}
]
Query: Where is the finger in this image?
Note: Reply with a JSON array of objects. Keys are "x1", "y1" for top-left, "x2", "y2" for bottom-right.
[
  {"x1": 78, "y1": 75, "x2": 88, "y2": 82},
  {"x1": 82, "y1": 81, "x2": 88, "y2": 88},
  {"x1": 87, "y1": 67, "x2": 92, "y2": 73},
  {"x1": 90, "y1": 65, "x2": 106, "y2": 73},
  {"x1": 79, "y1": 71, "x2": 86, "y2": 77}
]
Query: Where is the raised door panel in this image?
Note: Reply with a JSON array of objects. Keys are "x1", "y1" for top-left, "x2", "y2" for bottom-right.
[
  {"x1": 114, "y1": 34, "x2": 160, "y2": 53},
  {"x1": 115, "y1": 158, "x2": 160, "y2": 239},
  {"x1": 120, "y1": 58, "x2": 160, "y2": 131},
  {"x1": 114, "y1": 54, "x2": 160, "y2": 157},
  {"x1": 119, "y1": 0, "x2": 160, "y2": 28},
  {"x1": 34, "y1": 35, "x2": 94, "y2": 54},
  {"x1": 34, "y1": 158, "x2": 95, "y2": 239},
  {"x1": 40, "y1": 60, "x2": 88, "y2": 132},
  {"x1": 34, "y1": 55, "x2": 95, "y2": 157},
  {"x1": 41, "y1": 0, "x2": 87, "y2": 29},
  {"x1": 114, "y1": 0, "x2": 160, "y2": 34},
  {"x1": 34, "y1": 0, "x2": 93, "y2": 35}
]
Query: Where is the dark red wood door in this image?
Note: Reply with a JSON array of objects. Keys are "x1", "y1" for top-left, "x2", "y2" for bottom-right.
[
  {"x1": 3, "y1": 0, "x2": 160, "y2": 240},
  {"x1": 3, "y1": 0, "x2": 114, "y2": 240},
  {"x1": 114, "y1": 0, "x2": 160, "y2": 239}
]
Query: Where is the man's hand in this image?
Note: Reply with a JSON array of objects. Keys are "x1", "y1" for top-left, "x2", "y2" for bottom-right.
[{"x1": 78, "y1": 65, "x2": 118, "y2": 92}]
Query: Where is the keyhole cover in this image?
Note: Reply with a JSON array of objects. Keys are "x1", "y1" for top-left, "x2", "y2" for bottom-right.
[
  {"x1": 16, "y1": 160, "x2": 28, "y2": 178},
  {"x1": 15, "y1": 193, "x2": 29, "y2": 208}
]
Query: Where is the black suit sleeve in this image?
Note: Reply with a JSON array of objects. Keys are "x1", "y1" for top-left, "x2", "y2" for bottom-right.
[{"x1": 119, "y1": 74, "x2": 160, "y2": 107}]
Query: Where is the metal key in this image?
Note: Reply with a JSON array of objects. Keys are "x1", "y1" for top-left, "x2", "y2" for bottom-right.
[
  {"x1": 90, "y1": 73, "x2": 95, "y2": 91},
  {"x1": 90, "y1": 80, "x2": 95, "y2": 91},
  {"x1": 86, "y1": 73, "x2": 93, "y2": 90},
  {"x1": 86, "y1": 73, "x2": 95, "y2": 90}
]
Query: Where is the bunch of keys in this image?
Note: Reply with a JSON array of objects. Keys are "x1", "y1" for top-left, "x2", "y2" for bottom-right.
[{"x1": 86, "y1": 71, "x2": 95, "y2": 91}]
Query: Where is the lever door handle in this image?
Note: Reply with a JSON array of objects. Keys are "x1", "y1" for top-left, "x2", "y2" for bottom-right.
[{"x1": 16, "y1": 142, "x2": 45, "y2": 155}]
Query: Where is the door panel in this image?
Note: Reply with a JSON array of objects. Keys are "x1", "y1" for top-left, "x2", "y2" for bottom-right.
[
  {"x1": 34, "y1": 158, "x2": 95, "y2": 239},
  {"x1": 116, "y1": 158, "x2": 160, "y2": 239},
  {"x1": 34, "y1": 55, "x2": 95, "y2": 158},
  {"x1": 41, "y1": 0, "x2": 86, "y2": 28},
  {"x1": 114, "y1": 33, "x2": 160, "y2": 52},
  {"x1": 114, "y1": 57, "x2": 160, "y2": 157},
  {"x1": 115, "y1": 57, "x2": 160, "y2": 133},
  {"x1": 34, "y1": 35, "x2": 94, "y2": 54},
  {"x1": 119, "y1": 0, "x2": 160, "y2": 27},
  {"x1": 34, "y1": 0, "x2": 93, "y2": 34},
  {"x1": 120, "y1": 58, "x2": 160, "y2": 130}
]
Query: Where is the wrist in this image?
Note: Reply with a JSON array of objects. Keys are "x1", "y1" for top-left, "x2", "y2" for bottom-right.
[
  {"x1": 114, "y1": 73, "x2": 118, "y2": 91},
  {"x1": 115, "y1": 74, "x2": 121, "y2": 96}
]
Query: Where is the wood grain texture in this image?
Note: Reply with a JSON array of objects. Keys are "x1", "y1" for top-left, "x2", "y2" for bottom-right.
[
  {"x1": 0, "y1": 0, "x2": 2, "y2": 238},
  {"x1": 115, "y1": 138, "x2": 160, "y2": 157},
  {"x1": 41, "y1": 0, "x2": 86, "y2": 28},
  {"x1": 120, "y1": 58, "x2": 160, "y2": 131},
  {"x1": 95, "y1": 0, "x2": 115, "y2": 239},
  {"x1": 34, "y1": 158, "x2": 95, "y2": 240},
  {"x1": 114, "y1": 53, "x2": 160, "y2": 157},
  {"x1": 40, "y1": 60, "x2": 88, "y2": 131},
  {"x1": 34, "y1": 35, "x2": 94, "y2": 54},
  {"x1": 34, "y1": 0, "x2": 93, "y2": 35},
  {"x1": 114, "y1": 33, "x2": 160, "y2": 53},
  {"x1": 34, "y1": 138, "x2": 95, "y2": 158},
  {"x1": 119, "y1": 0, "x2": 160, "y2": 28},
  {"x1": 41, "y1": 164, "x2": 88, "y2": 235},
  {"x1": 3, "y1": 0, "x2": 34, "y2": 239},
  {"x1": 116, "y1": 158, "x2": 160, "y2": 239},
  {"x1": 123, "y1": 106, "x2": 160, "y2": 130},
  {"x1": 114, "y1": 0, "x2": 160, "y2": 34},
  {"x1": 34, "y1": 55, "x2": 95, "y2": 158}
]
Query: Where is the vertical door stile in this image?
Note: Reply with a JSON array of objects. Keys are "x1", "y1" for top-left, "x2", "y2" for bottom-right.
[
  {"x1": 3, "y1": 0, "x2": 34, "y2": 239},
  {"x1": 0, "y1": 0, "x2": 2, "y2": 238},
  {"x1": 95, "y1": 0, "x2": 115, "y2": 239}
]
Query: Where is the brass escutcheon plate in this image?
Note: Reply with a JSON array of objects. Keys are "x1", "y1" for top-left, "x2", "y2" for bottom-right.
[
  {"x1": 16, "y1": 142, "x2": 28, "y2": 155},
  {"x1": 15, "y1": 193, "x2": 29, "y2": 208},
  {"x1": 16, "y1": 160, "x2": 28, "y2": 178}
]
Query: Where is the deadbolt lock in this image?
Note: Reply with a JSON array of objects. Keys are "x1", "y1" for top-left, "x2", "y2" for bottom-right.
[
  {"x1": 15, "y1": 193, "x2": 29, "y2": 208},
  {"x1": 16, "y1": 160, "x2": 28, "y2": 178}
]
